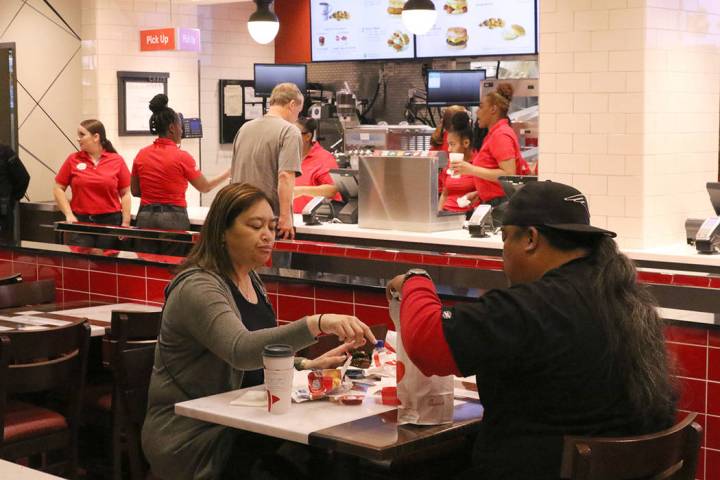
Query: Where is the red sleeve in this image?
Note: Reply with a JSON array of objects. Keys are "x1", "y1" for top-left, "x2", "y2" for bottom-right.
[
  {"x1": 117, "y1": 157, "x2": 130, "y2": 189},
  {"x1": 488, "y1": 133, "x2": 516, "y2": 164},
  {"x1": 54, "y1": 155, "x2": 73, "y2": 186},
  {"x1": 179, "y1": 151, "x2": 202, "y2": 181},
  {"x1": 400, "y1": 276, "x2": 461, "y2": 377}
]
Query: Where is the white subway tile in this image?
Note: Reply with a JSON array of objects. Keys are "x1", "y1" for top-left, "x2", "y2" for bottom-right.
[
  {"x1": 574, "y1": 93, "x2": 609, "y2": 113},
  {"x1": 575, "y1": 10, "x2": 610, "y2": 31},
  {"x1": 556, "y1": 31, "x2": 592, "y2": 52},
  {"x1": 590, "y1": 154, "x2": 627, "y2": 174},
  {"x1": 574, "y1": 51, "x2": 610, "y2": 72},
  {"x1": 572, "y1": 174, "x2": 608, "y2": 194},
  {"x1": 574, "y1": 134, "x2": 609, "y2": 154},
  {"x1": 591, "y1": 113, "x2": 627, "y2": 134},
  {"x1": 557, "y1": 113, "x2": 591, "y2": 134},
  {"x1": 556, "y1": 153, "x2": 590, "y2": 173}
]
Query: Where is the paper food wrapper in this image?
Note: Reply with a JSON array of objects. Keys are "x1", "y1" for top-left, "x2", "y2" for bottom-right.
[{"x1": 389, "y1": 296, "x2": 454, "y2": 425}]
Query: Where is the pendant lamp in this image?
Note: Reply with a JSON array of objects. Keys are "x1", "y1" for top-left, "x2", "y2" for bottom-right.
[
  {"x1": 248, "y1": 0, "x2": 279, "y2": 45},
  {"x1": 402, "y1": 0, "x2": 437, "y2": 35}
]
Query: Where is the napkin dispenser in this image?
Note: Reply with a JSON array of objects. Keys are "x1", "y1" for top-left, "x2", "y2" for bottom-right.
[
  {"x1": 302, "y1": 197, "x2": 333, "y2": 225},
  {"x1": 468, "y1": 205, "x2": 493, "y2": 237},
  {"x1": 685, "y1": 218, "x2": 704, "y2": 245},
  {"x1": 694, "y1": 217, "x2": 720, "y2": 254}
]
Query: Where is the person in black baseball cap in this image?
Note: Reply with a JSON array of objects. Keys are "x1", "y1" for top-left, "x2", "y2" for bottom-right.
[{"x1": 386, "y1": 180, "x2": 676, "y2": 480}]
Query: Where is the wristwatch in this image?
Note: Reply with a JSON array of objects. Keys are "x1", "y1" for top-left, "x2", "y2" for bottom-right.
[{"x1": 403, "y1": 268, "x2": 431, "y2": 286}]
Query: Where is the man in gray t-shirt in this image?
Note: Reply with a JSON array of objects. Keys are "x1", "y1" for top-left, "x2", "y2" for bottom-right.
[{"x1": 231, "y1": 83, "x2": 304, "y2": 239}]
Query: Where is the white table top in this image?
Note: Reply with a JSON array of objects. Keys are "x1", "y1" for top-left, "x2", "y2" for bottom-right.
[
  {"x1": 0, "y1": 460, "x2": 64, "y2": 479},
  {"x1": 176, "y1": 370, "x2": 478, "y2": 445},
  {"x1": 48, "y1": 302, "x2": 161, "y2": 337},
  {"x1": 175, "y1": 373, "x2": 398, "y2": 445}
]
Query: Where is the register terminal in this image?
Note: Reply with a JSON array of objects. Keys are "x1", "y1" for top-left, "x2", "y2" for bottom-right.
[{"x1": 693, "y1": 183, "x2": 720, "y2": 254}]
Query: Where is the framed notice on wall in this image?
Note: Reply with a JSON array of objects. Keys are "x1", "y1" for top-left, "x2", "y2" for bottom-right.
[{"x1": 117, "y1": 71, "x2": 169, "y2": 136}]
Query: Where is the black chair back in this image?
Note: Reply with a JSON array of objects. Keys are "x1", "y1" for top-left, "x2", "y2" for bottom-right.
[
  {"x1": 0, "y1": 279, "x2": 55, "y2": 309},
  {"x1": 106, "y1": 310, "x2": 162, "y2": 480}
]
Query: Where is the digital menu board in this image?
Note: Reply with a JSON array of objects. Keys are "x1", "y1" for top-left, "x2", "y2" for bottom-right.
[
  {"x1": 415, "y1": 0, "x2": 537, "y2": 58},
  {"x1": 311, "y1": 0, "x2": 416, "y2": 62}
]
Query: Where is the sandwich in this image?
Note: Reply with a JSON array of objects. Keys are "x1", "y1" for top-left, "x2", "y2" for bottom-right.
[
  {"x1": 387, "y1": 0, "x2": 405, "y2": 15},
  {"x1": 444, "y1": 0, "x2": 468, "y2": 15},
  {"x1": 446, "y1": 27, "x2": 468, "y2": 49}
]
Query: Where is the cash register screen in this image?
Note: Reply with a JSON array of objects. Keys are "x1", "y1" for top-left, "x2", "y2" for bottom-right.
[
  {"x1": 706, "y1": 182, "x2": 720, "y2": 215},
  {"x1": 330, "y1": 170, "x2": 358, "y2": 203}
]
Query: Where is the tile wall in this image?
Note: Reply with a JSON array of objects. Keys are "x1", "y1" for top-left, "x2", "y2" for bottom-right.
[
  {"x1": 0, "y1": 246, "x2": 718, "y2": 478},
  {"x1": 538, "y1": 0, "x2": 720, "y2": 249}
]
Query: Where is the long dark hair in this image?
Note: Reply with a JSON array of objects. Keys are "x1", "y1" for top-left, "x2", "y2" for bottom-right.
[
  {"x1": 80, "y1": 119, "x2": 117, "y2": 153},
  {"x1": 448, "y1": 110, "x2": 473, "y2": 143},
  {"x1": 148, "y1": 94, "x2": 179, "y2": 137},
  {"x1": 431, "y1": 105, "x2": 465, "y2": 148},
  {"x1": 537, "y1": 228, "x2": 677, "y2": 426},
  {"x1": 181, "y1": 183, "x2": 272, "y2": 280}
]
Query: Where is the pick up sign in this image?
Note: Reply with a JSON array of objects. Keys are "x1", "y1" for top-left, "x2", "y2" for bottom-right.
[{"x1": 140, "y1": 28, "x2": 176, "y2": 51}]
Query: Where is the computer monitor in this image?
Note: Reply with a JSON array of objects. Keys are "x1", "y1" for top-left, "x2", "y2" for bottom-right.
[
  {"x1": 253, "y1": 64, "x2": 307, "y2": 98},
  {"x1": 426, "y1": 69, "x2": 486, "y2": 107},
  {"x1": 706, "y1": 182, "x2": 720, "y2": 215},
  {"x1": 329, "y1": 169, "x2": 358, "y2": 203}
]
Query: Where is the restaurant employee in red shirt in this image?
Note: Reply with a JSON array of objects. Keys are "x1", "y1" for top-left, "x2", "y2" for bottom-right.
[
  {"x1": 131, "y1": 94, "x2": 229, "y2": 255},
  {"x1": 431, "y1": 105, "x2": 466, "y2": 194},
  {"x1": 292, "y1": 117, "x2": 341, "y2": 213},
  {"x1": 449, "y1": 83, "x2": 529, "y2": 206},
  {"x1": 53, "y1": 119, "x2": 130, "y2": 249},
  {"x1": 438, "y1": 111, "x2": 479, "y2": 214},
  {"x1": 385, "y1": 181, "x2": 676, "y2": 480}
]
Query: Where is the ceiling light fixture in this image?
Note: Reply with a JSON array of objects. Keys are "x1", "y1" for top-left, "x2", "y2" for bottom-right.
[
  {"x1": 248, "y1": 0, "x2": 279, "y2": 45},
  {"x1": 401, "y1": 0, "x2": 437, "y2": 36}
]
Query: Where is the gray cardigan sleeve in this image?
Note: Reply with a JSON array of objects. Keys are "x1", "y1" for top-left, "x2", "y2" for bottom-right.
[{"x1": 170, "y1": 272, "x2": 316, "y2": 370}]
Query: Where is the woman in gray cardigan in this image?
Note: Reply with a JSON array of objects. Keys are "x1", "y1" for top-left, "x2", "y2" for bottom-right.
[{"x1": 142, "y1": 183, "x2": 375, "y2": 480}]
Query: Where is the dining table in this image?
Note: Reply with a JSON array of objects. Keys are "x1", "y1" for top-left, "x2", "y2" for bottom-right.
[
  {"x1": 0, "y1": 301, "x2": 162, "y2": 337},
  {"x1": 176, "y1": 371, "x2": 483, "y2": 464}
]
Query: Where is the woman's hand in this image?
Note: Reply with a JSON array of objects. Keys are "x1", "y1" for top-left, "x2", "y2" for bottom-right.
[
  {"x1": 385, "y1": 274, "x2": 406, "y2": 302},
  {"x1": 65, "y1": 213, "x2": 78, "y2": 223},
  {"x1": 307, "y1": 314, "x2": 376, "y2": 345},
  {"x1": 451, "y1": 160, "x2": 475, "y2": 176},
  {"x1": 302, "y1": 342, "x2": 359, "y2": 370},
  {"x1": 466, "y1": 191, "x2": 479, "y2": 203}
]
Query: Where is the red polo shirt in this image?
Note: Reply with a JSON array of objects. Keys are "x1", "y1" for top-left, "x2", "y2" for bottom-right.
[
  {"x1": 131, "y1": 138, "x2": 202, "y2": 208},
  {"x1": 471, "y1": 119, "x2": 530, "y2": 202},
  {"x1": 293, "y1": 142, "x2": 342, "y2": 213},
  {"x1": 441, "y1": 167, "x2": 478, "y2": 212},
  {"x1": 55, "y1": 150, "x2": 130, "y2": 215}
]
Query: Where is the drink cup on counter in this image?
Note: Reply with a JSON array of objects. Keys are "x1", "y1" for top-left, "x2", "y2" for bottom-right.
[
  {"x1": 448, "y1": 153, "x2": 464, "y2": 179},
  {"x1": 262, "y1": 344, "x2": 294, "y2": 415}
]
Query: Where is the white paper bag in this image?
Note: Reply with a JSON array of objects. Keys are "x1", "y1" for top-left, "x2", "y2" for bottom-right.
[{"x1": 390, "y1": 296, "x2": 454, "y2": 425}]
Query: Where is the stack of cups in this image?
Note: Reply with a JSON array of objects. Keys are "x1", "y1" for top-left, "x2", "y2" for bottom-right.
[
  {"x1": 448, "y1": 152, "x2": 464, "y2": 179},
  {"x1": 262, "y1": 344, "x2": 295, "y2": 415}
]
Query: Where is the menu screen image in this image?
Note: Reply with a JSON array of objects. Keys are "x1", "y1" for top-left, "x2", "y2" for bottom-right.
[
  {"x1": 311, "y1": 0, "x2": 415, "y2": 62},
  {"x1": 254, "y1": 64, "x2": 307, "y2": 97},
  {"x1": 427, "y1": 70, "x2": 486, "y2": 106},
  {"x1": 415, "y1": 0, "x2": 537, "y2": 58}
]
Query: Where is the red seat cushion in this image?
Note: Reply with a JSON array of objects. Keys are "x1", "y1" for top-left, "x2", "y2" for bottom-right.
[
  {"x1": 3, "y1": 401, "x2": 68, "y2": 442},
  {"x1": 84, "y1": 384, "x2": 113, "y2": 412}
]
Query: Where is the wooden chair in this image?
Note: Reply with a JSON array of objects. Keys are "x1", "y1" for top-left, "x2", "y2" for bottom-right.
[
  {"x1": 86, "y1": 310, "x2": 161, "y2": 480},
  {"x1": 0, "y1": 273, "x2": 22, "y2": 286},
  {"x1": 0, "y1": 279, "x2": 55, "y2": 309},
  {"x1": 560, "y1": 413, "x2": 703, "y2": 480},
  {"x1": 0, "y1": 321, "x2": 91, "y2": 479}
]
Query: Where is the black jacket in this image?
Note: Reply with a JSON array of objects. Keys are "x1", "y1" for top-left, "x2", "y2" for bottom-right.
[{"x1": 0, "y1": 144, "x2": 30, "y2": 217}]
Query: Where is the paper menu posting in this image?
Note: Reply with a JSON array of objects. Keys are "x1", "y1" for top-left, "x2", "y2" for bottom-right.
[
  {"x1": 311, "y1": 0, "x2": 415, "y2": 61},
  {"x1": 415, "y1": 0, "x2": 537, "y2": 58}
]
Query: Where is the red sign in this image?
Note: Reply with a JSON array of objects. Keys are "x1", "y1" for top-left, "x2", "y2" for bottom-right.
[{"x1": 140, "y1": 28, "x2": 176, "y2": 51}]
